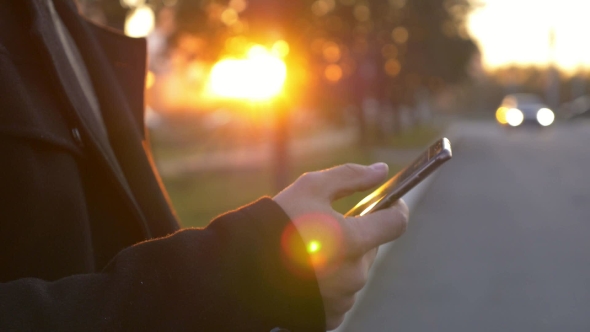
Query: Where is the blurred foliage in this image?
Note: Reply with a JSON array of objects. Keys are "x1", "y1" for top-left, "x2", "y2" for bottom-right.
[{"x1": 172, "y1": 0, "x2": 477, "y2": 144}]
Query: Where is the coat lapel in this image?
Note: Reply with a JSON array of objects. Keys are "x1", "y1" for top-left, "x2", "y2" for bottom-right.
[
  {"x1": 55, "y1": 0, "x2": 180, "y2": 238},
  {"x1": 26, "y1": 1, "x2": 116, "y2": 164},
  {"x1": 26, "y1": 0, "x2": 152, "y2": 239},
  {"x1": 27, "y1": 1, "x2": 180, "y2": 238}
]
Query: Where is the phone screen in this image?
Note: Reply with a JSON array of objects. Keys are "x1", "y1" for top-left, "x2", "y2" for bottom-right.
[{"x1": 345, "y1": 138, "x2": 452, "y2": 217}]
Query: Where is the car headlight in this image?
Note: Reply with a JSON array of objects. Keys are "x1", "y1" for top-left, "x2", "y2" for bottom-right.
[
  {"x1": 536, "y1": 108, "x2": 555, "y2": 126},
  {"x1": 506, "y1": 108, "x2": 524, "y2": 127},
  {"x1": 496, "y1": 107, "x2": 509, "y2": 124}
]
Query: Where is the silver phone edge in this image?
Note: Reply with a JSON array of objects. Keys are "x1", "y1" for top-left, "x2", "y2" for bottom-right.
[{"x1": 362, "y1": 137, "x2": 452, "y2": 214}]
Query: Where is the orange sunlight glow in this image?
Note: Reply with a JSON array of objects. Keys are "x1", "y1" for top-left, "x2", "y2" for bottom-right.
[
  {"x1": 467, "y1": 0, "x2": 590, "y2": 72},
  {"x1": 207, "y1": 43, "x2": 288, "y2": 102}
]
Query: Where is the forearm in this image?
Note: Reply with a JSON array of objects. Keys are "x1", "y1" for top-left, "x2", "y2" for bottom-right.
[{"x1": 0, "y1": 198, "x2": 325, "y2": 331}]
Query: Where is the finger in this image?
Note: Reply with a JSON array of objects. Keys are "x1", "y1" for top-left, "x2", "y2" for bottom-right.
[
  {"x1": 314, "y1": 163, "x2": 389, "y2": 201},
  {"x1": 364, "y1": 247, "x2": 379, "y2": 270},
  {"x1": 347, "y1": 199, "x2": 409, "y2": 256}
]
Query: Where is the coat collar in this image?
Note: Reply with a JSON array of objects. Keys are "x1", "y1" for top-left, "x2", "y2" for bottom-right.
[{"x1": 27, "y1": 0, "x2": 179, "y2": 238}]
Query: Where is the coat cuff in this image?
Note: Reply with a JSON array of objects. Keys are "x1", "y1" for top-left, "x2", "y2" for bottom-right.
[{"x1": 239, "y1": 197, "x2": 325, "y2": 331}]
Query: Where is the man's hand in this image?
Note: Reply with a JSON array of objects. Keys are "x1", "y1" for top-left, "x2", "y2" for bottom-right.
[{"x1": 274, "y1": 163, "x2": 409, "y2": 330}]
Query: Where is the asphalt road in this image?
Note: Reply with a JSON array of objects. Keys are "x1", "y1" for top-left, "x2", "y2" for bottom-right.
[{"x1": 340, "y1": 120, "x2": 590, "y2": 332}]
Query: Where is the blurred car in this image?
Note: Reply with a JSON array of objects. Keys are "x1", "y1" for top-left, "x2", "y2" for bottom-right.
[{"x1": 495, "y1": 93, "x2": 555, "y2": 127}]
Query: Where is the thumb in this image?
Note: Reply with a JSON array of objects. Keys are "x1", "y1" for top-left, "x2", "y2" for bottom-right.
[
  {"x1": 347, "y1": 200, "x2": 409, "y2": 256},
  {"x1": 321, "y1": 163, "x2": 389, "y2": 201}
]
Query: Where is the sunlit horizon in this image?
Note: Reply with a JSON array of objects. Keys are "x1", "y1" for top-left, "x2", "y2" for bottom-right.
[{"x1": 467, "y1": 0, "x2": 590, "y2": 74}]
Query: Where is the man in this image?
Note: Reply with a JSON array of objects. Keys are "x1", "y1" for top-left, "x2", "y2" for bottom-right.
[{"x1": 0, "y1": 0, "x2": 408, "y2": 331}]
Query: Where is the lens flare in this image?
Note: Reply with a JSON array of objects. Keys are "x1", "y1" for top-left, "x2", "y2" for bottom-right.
[
  {"x1": 281, "y1": 213, "x2": 343, "y2": 277},
  {"x1": 307, "y1": 240, "x2": 322, "y2": 253}
]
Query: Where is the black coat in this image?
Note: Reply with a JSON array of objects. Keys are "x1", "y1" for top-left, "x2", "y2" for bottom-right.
[{"x1": 0, "y1": 1, "x2": 324, "y2": 330}]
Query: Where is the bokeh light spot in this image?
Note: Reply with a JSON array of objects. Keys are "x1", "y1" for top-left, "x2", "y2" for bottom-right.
[
  {"x1": 353, "y1": 4, "x2": 371, "y2": 22},
  {"x1": 220, "y1": 8, "x2": 238, "y2": 26},
  {"x1": 325, "y1": 64, "x2": 343, "y2": 82},
  {"x1": 272, "y1": 40, "x2": 290, "y2": 58},
  {"x1": 229, "y1": 0, "x2": 248, "y2": 13},
  {"x1": 312, "y1": 0, "x2": 336, "y2": 16},
  {"x1": 384, "y1": 59, "x2": 401, "y2": 77},
  {"x1": 392, "y1": 27, "x2": 409, "y2": 44},
  {"x1": 322, "y1": 42, "x2": 342, "y2": 63}
]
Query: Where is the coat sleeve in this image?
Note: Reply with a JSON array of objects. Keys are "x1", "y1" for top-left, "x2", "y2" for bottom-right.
[{"x1": 0, "y1": 198, "x2": 325, "y2": 331}]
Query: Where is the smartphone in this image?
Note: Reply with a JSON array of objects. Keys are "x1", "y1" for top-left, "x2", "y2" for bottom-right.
[{"x1": 345, "y1": 137, "x2": 452, "y2": 217}]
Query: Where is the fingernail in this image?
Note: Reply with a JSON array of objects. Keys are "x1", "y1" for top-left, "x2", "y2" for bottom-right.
[{"x1": 370, "y1": 162, "x2": 388, "y2": 172}]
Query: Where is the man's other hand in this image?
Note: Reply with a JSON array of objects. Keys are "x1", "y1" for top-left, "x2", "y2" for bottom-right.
[{"x1": 274, "y1": 163, "x2": 409, "y2": 330}]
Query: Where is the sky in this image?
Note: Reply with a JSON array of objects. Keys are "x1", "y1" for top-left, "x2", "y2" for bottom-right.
[{"x1": 466, "y1": 0, "x2": 590, "y2": 73}]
